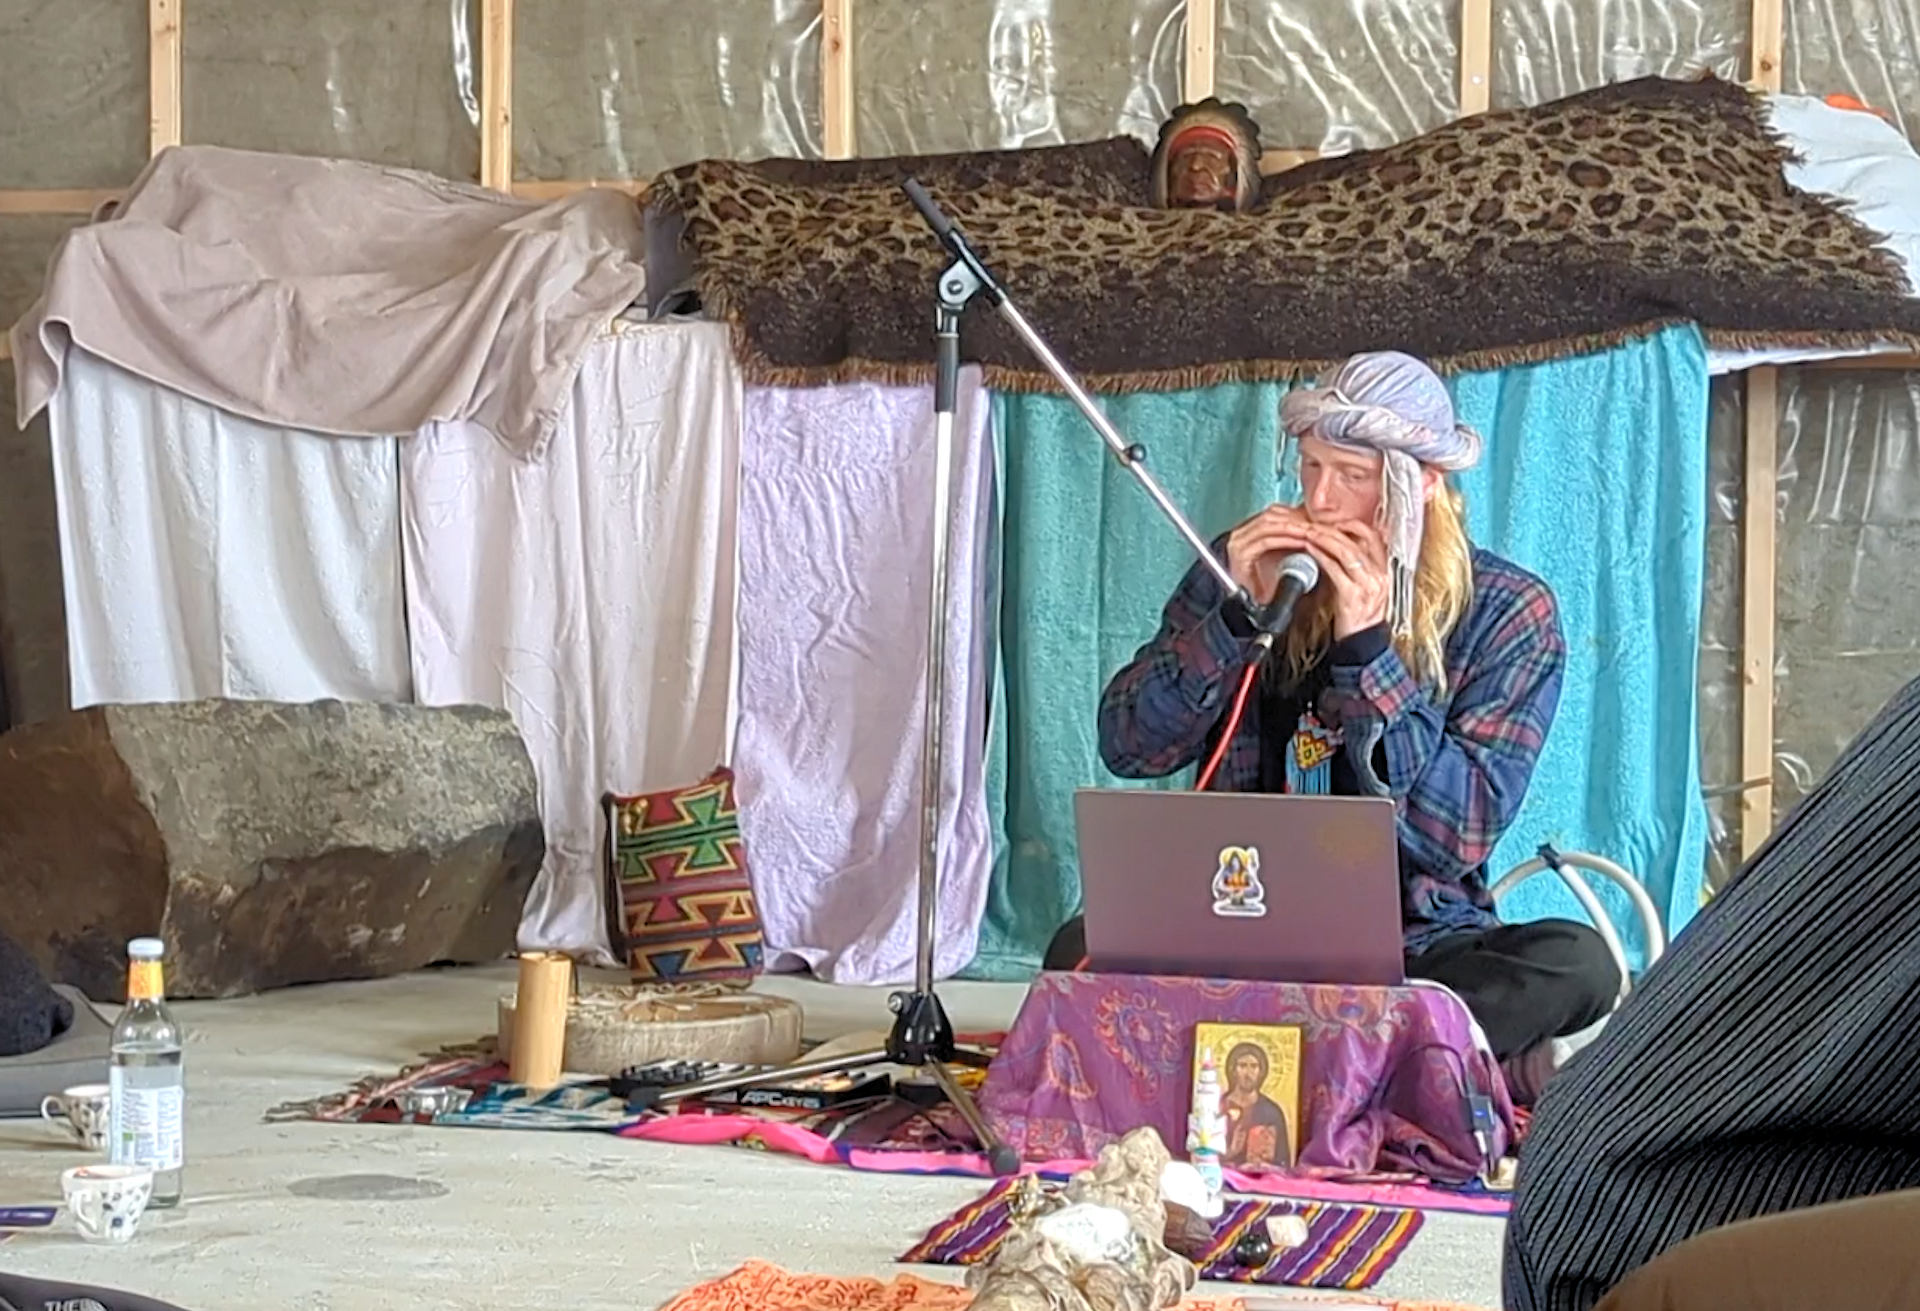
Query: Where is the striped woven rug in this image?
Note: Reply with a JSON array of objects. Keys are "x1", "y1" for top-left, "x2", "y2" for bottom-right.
[{"x1": 900, "y1": 1178, "x2": 1424, "y2": 1290}]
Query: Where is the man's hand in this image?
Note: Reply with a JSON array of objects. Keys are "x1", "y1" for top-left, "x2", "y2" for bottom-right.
[
  {"x1": 1225, "y1": 505, "x2": 1316, "y2": 605},
  {"x1": 1307, "y1": 521, "x2": 1390, "y2": 639},
  {"x1": 1227, "y1": 509, "x2": 1391, "y2": 639}
]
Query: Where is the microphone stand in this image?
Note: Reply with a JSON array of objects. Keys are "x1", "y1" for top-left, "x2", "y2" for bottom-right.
[
  {"x1": 900, "y1": 179, "x2": 1264, "y2": 621},
  {"x1": 638, "y1": 178, "x2": 1286, "y2": 1174}
]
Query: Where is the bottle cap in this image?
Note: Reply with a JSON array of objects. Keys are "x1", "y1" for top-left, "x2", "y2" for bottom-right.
[{"x1": 128, "y1": 937, "x2": 165, "y2": 960}]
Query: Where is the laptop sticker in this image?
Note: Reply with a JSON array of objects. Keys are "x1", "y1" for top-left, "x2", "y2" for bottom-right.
[{"x1": 1211, "y1": 845, "x2": 1268, "y2": 918}]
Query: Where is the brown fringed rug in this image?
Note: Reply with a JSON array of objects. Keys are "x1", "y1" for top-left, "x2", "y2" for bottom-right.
[{"x1": 650, "y1": 75, "x2": 1920, "y2": 392}]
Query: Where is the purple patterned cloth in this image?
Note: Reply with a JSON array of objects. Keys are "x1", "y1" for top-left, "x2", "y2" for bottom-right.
[{"x1": 978, "y1": 971, "x2": 1516, "y2": 1184}]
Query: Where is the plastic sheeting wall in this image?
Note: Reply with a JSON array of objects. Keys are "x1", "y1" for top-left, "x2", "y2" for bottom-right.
[
  {"x1": 1700, "y1": 365, "x2": 1920, "y2": 893},
  {"x1": 515, "y1": 0, "x2": 822, "y2": 179},
  {"x1": 3, "y1": 0, "x2": 1920, "y2": 890},
  {"x1": 1492, "y1": 0, "x2": 1748, "y2": 112},
  {"x1": 1786, "y1": 0, "x2": 1920, "y2": 141},
  {"x1": 0, "y1": 218, "x2": 78, "y2": 730},
  {"x1": 182, "y1": 0, "x2": 481, "y2": 182},
  {"x1": 1774, "y1": 372, "x2": 1920, "y2": 811},
  {"x1": 852, "y1": 0, "x2": 1184, "y2": 156},
  {"x1": 1216, "y1": 0, "x2": 1461, "y2": 151},
  {"x1": 0, "y1": 0, "x2": 149, "y2": 189}
]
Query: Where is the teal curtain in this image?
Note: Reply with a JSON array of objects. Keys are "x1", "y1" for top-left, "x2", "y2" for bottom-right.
[
  {"x1": 966, "y1": 324, "x2": 1711, "y2": 979},
  {"x1": 1448, "y1": 324, "x2": 1711, "y2": 962},
  {"x1": 966, "y1": 383, "x2": 1290, "y2": 979}
]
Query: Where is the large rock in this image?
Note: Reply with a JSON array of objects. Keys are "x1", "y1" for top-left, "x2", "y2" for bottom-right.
[{"x1": 0, "y1": 700, "x2": 543, "y2": 1000}]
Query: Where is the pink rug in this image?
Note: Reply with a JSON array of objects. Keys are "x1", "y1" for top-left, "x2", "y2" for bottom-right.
[{"x1": 617, "y1": 1110, "x2": 1511, "y2": 1216}]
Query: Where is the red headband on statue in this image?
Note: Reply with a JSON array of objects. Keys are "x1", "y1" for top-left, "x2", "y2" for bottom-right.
[{"x1": 1168, "y1": 123, "x2": 1243, "y2": 157}]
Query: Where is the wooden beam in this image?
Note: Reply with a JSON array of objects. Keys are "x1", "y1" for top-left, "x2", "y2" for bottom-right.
[
  {"x1": 1740, "y1": 367, "x2": 1779, "y2": 859},
  {"x1": 481, "y1": 0, "x2": 515, "y2": 190},
  {"x1": 1749, "y1": 0, "x2": 1784, "y2": 92},
  {"x1": 511, "y1": 179, "x2": 649, "y2": 202},
  {"x1": 1739, "y1": 0, "x2": 1785, "y2": 863},
  {"x1": 0, "y1": 190, "x2": 121, "y2": 215},
  {"x1": 1458, "y1": 0, "x2": 1492, "y2": 116},
  {"x1": 1802, "y1": 351, "x2": 1920, "y2": 371},
  {"x1": 1258, "y1": 148, "x2": 1321, "y2": 176},
  {"x1": 1185, "y1": 0, "x2": 1217, "y2": 103},
  {"x1": 821, "y1": 0, "x2": 854, "y2": 158},
  {"x1": 149, "y1": 0, "x2": 182, "y2": 152}
]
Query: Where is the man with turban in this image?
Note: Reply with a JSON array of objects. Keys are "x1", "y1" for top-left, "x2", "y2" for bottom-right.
[{"x1": 1046, "y1": 351, "x2": 1620, "y2": 1105}]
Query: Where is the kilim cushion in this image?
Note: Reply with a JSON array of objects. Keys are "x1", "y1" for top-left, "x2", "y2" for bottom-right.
[{"x1": 606, "y1": 767, "x2": 762, "y2": 982}]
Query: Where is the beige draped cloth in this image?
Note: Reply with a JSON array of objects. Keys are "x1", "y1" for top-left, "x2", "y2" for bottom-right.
[{"x1": 10, "y1": 145, "x2": 647, "y2": 461}]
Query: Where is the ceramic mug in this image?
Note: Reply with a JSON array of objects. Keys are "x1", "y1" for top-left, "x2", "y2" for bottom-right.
[
  {"x1": 61, "y1": 1163, "x2": 153, "y2": 1244},
  {"x1": 40, "y1": 1084, "x2": 112, "y2": 1150}
]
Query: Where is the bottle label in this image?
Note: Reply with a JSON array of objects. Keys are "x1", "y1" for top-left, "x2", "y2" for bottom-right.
[
  {"x1": 109, "y1": 1072, "x2": 184, "y2": 1172},
  {"x1": 126, "y1": 960, "x2": 164, "y2": 1001}
]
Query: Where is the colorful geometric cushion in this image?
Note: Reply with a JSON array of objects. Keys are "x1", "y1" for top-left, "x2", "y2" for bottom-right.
[{"x1": 605, "y1": 767, "x2": 762, "y2": 982}]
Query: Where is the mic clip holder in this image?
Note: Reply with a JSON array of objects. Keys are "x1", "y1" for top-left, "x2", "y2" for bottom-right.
[
  {"x1": 1247, "y1": 590, "x2": 1297, "y2": 641},
  {"x1": 901, "y1": 177, "x2": 1258, "y2": 620}
]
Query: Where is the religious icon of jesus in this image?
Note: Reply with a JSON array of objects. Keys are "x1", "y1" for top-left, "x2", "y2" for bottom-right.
[{"x1": 1221, "y1": 1041, "x2": 1293, "y2": 1169}]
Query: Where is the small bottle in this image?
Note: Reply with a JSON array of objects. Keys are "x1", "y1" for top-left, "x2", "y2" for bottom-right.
[{"x1": 109, "y1": 937, "x2": 185, "y2": 1208}]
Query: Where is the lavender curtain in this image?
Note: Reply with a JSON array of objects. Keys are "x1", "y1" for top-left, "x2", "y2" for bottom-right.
[{"x1": 735, "y1": 371, "x2": 997, "y2": 983}]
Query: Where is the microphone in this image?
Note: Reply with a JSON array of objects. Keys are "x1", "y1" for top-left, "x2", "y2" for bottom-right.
[{"x1": 1249, "y1": 552, "x2": 1320, "y2": 653}]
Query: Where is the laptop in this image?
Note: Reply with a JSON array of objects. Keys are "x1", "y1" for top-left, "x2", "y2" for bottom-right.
[{"x1": 1073, "y1": 788, "x2": 1405, "y2": 987}]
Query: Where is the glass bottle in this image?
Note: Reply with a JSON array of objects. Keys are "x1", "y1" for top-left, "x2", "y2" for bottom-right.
[{"x1": 109, "y1": 936, "x2": 184, "y2": 1207}]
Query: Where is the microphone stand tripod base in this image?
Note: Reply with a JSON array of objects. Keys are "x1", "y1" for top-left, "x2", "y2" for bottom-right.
[{"x1": 638, "y1": 987, "x2": 1019, "y2": 1177}]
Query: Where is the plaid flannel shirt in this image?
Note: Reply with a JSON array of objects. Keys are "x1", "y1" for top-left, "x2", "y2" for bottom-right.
[{"x1": 1096, "y1": 539, "x2": 1567, "y2": 955}]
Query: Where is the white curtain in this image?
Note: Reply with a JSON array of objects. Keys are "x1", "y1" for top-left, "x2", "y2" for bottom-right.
[
  {"x1": 401, "y1": 321, "x2": 742, "y2": 962},
  {"x1": 48, "y1": 346, "x2": 410, "y2": 708}
]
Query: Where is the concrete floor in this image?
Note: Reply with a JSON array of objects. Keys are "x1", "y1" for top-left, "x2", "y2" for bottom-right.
[{"x1": 0, "y1": 967, "x2": 1502, "y2": 1310}]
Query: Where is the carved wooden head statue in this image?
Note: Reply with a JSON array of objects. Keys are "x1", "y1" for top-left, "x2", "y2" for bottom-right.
[{"x1": 1150, "y1": 98, "x2": 1263, "y2": 211}]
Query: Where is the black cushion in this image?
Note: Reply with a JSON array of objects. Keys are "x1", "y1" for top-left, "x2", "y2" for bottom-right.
[{"x1": 0, "y1": 926, "x2": 73, "y2": 1058}]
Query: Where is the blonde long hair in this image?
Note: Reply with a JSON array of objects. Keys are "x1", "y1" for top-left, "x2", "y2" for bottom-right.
[{"x1": 1276, "y1": 481, "x2": 1475, "y2": 695}]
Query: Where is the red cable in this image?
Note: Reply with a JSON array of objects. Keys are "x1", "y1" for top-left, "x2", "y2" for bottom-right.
[{"x1": 1195, "y1": 659, "x2": 1262, "y2": 791}]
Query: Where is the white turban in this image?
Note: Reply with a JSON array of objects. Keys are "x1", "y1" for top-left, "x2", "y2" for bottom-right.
[{"x1": 1278, "y1": 351, "x2": 1482, "y2": 639}]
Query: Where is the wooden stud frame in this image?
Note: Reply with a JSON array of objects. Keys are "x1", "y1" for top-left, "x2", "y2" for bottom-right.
[
  {"x1": 0, "y1": 0, "x2": 1906, "y2": 839},
  {"x1": 822, "y1": 0, "x2": 855, "y2": 159},
  {"x1": 0, "y1": 191, "x2": 122, "y2": 216},
  {"x1": 1738, "y1": 0, "x2": 1786, "y2": 856},
  {"x1": 1458, "y1": 0, "x2": 1492, "y2": 117},
  {"x1": 1184, "y1": 0, "x2": 1217, "y2": 104},
  {"x1": 511, "y1": 179, "x2": 647, "y2": 203},
  {"x1": 1258, "y1": 149, "x2": 1319, "y2": 176},
  {"x1": 150, "y1": 0, "x2": 183, "y2": 153},
  {"x1": 1740, "y1": 368, "x2": 1779, "y2": 859},
  {"x1": 480, "y1": 0, "x2": 514, "y2": 191},
  {"x1": 1750, "y1": 0, "x2": 1785, "y2": 95}
]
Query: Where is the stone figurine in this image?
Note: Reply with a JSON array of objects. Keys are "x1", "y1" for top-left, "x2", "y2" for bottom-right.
[
  {"x1": 1148, "y1": 99, "x2": 1264, "y2": 212},
  {"x1": 965, "y1": 1128, "x2": 1198, "y2": 1311}
]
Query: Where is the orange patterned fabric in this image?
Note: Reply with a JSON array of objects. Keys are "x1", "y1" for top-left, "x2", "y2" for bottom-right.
[
  {"x1": 656, "y1": 1262, "x2": 970, "y2": 1311},
  {"x1": 654, "y1": 1260, "x2": 1496, "y2": 1311},
  {"x1": 654, "y1": 1262, "x2": 1251, "y2": 1311}
]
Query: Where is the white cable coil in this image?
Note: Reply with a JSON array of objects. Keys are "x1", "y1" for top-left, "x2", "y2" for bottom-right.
[{"x1": 1490, "y1": 846, "x2": 1667, "y2": 1009}]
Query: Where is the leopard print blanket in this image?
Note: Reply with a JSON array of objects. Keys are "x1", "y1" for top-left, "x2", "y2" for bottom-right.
[{"x1": 650, "y1": 76, "x2": 1920, "y2": 391}]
